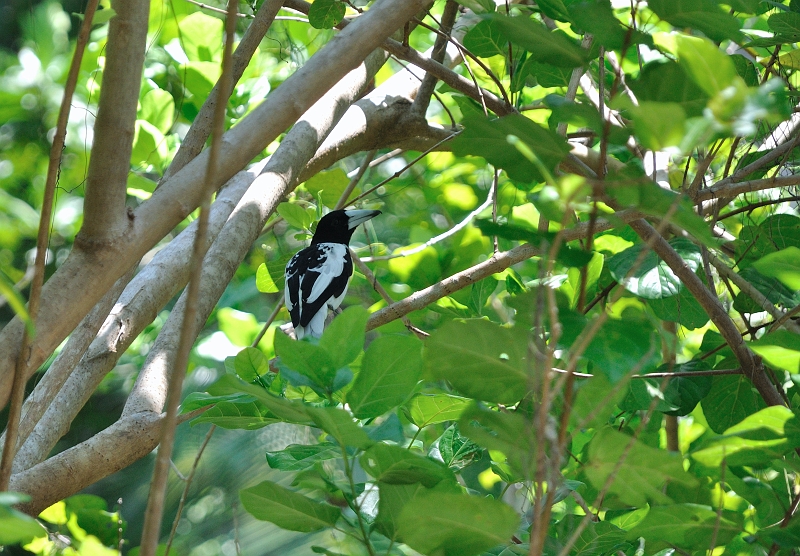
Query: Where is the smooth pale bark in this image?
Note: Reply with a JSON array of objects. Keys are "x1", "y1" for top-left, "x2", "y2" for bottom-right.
[
  {"x1": 80, "y1": 0, "x2": 149, "y2": 241},
  {"x1": 0, "y1": 0, "x2": 433, "y2": 409}
]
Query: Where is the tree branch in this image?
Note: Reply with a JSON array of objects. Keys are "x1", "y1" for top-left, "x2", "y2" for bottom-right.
[
  {"x1": 366, "y1": 209, "x2": 644, "y2": 331},
  {"x1": 79, "y1": 0, "x2": 149, "y2": 242},
  {"x1": 162, "y1": 0, "x2": 285, "y2": 181},
  {"x1": 626, "y1": 219, "x2": 784, "y2": 407},
  {"x1": 0, "y1": 0, "x2": 433, "y2": 410}
]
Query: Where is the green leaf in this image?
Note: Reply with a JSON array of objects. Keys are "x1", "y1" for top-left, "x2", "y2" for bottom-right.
[
  {"x1": 733, "y1": 267, "x2": 798, "y2": 313},
  {"x1": 648, "y1": 286, "x2": 710, "y2": 329},
  {"x1": 608, "y1": 238, "x2": 702, "y2": 299},
  {"x1": 266, "y1": 443, "x2": 340, "y2": 471},
  {"x1": 233, "y1": 347, "x2": 270, "y2": 382},
  {"x1": 584, "y1": 428, "x2": 699, "y2": 507},
  {"x1": 620, "y1": 360, "x2": 712, "y2": 416},
  {"x1": 692, "y1": 406, "x2": 800, "y2": 468},
  {"x1": 348, "y1": 335, "x2": 423, "y2": 419},
  {"x1": 139, "y1": 88, "x2": 174, "y2": 134},
  {"x1": 649, "y1": 0, "x2": 742, "y2": 43},
  {"x1": 487, "y1": 14, "x2": 587, "y2": 67},
  {"x1": 274, "y1": 331, "x2": 338, "y2": 389},
  {"x1": 571, "y1": 520, "x2": 628, "y2": 556},
  {"x1": 361, "y1": 443, "x2": 456, "y2": 488},
  {"x1": 748, "y1": 330, "x2": 800, "y2": 374},
  {"x1": 475, "y1": 220, "x2": 593, "y2": 267},
  {"x1": 131, "y1": 120, "x2": 168, "y2": 169},
  {"x1": 568, "y1": 0, "x2": 651, "y2": 50},
  {"x1": 255, "y1": 263, "x2": 279, "y2": 293},
  {"x1": 463, "y1": 19, "x2": 507, "y2": 58},
  {"x1": 240, "y1": 481, "x2": 341, "y2": 532},
  {"x1": 467, "y1": 277, "x2": 497, "y2": 316},
  {"x1": 604, "y1": 166, "x2": 717, "y2": 246},
  {"x1": 701, "y1": 374, "x2": 767, "y2": 434},
  {"x1": 277, "y1": 202, "x2": 314, "y2": 230},
  {"x1": 308, "y1": 0, "x2": 345, "y2": 29},
  {"x1": 459, "y1": 403, "x2": 534, "y2": 478},
  {"x1": 768, "y1": 11, "x2": 800, "y2": 40},
  {"x1": 179, "y1": 12, "x2": 223, "y2": 62},
  {"x1": 375, "y1": 482, "x2": 426, "y2": 539},
  {"x1": 582, "y1": 316, "x2": 660, "y2": 383},
  {"x1": 209, "y1": 374, "x2": 312, "y2": 424},
  {"x1": 437, "y1": 424, "x2": 483, "y2": 470},
  {"x1": 571, "y1": 373, "x2": 630, "y2": 429},
  {"x1": 627, "y1": 101, "x2": 686, "y2": 151},
  {"x1": 191, "y1": 400, "x2": 279, "y2": 430},
  {"x1": 424, "y1": 319, "x2": 529, "y2": 404},
  {"x1": 319, "y1": 306, "x2": 367, "y2": 371},
  {"x1": 396, "y1": 490, "x2": 519, "y2": 556},
  {"x1": 0, "y1": 269, "x2": 33, "y2": 337},
  {"x1": 64, "y1": 494, "x2": 125, "y2": 547},
  {"x1": 629, "y1": 60, "x2": 708, "y2": 118},
  {"x1": 660, "y1": 33, "x2": 740, "y2": 96},
  {"x1": 536, "y1": 0, "x2": 571, "y2": 22},
  {"x1": 305, "y1": 406, "x2": 372, "y2": 449},
  {"x1": 452, "y1": 114, "x2": 572, "y2": 184},
  {"x1": 407, "y1": 393, "x2": 471, "y2": 428},
  {"x1": 303, "y1": 168, "x2": 353, "y2": 209},
  {"x1": 624, "y1": 504, "x2": 742, "y2": 551},
  {"x1": 0, "y1": 493, "x2": 45, "y2": 545},
  {"x1": 752, "y1": 246, "x2": 800, "y2": 290}
]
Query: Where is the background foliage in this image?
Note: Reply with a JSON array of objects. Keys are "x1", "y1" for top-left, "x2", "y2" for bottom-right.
[{"x1": 2, "y1": 0, "x2": 800, "y2": 555}]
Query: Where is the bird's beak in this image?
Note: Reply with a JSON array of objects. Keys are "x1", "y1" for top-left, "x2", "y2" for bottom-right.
[{"x1": 344, "y1": 209, "x2": 381, "y2": 230}]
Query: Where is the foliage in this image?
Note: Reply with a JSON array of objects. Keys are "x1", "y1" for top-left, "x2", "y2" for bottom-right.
[{"x1": 2, "y1": 0, "x2": 800, "y2": 555}]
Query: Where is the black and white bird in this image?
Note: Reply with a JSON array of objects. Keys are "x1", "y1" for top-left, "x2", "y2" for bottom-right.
[{"x1": 284, "y1": 209, "x2": 381, "y2": 339}]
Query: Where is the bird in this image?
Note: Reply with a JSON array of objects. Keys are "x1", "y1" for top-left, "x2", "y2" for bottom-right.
[{"x1": 284, "y1": 209, "x2": 381, "y2": 339}]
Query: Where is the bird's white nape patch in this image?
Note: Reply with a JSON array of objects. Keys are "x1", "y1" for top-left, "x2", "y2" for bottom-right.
[{"x1": 306, "y1": 243, "x2": 349, "y2": 303}]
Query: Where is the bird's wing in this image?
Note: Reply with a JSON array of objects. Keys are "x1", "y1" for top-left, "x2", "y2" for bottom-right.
[{"x1": 286, "y1": 243, "x2": 353, "y2": 329}]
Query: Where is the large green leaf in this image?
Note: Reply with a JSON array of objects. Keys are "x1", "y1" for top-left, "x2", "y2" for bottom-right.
[
  {"x1": 748, "y1": 330, "x2": 800, "y2": 374},
  {"x1": 752, "y1": 246, "x2": 800, "y2": 290},
  {"x1": 486, "y1": 14, "x2": 587, "y2": 67},
  {"x1": 308, "y1": 0, "x2": 345, "y2": 29},
  {"x1": 406, "y1": 393, "x2": 471, "y2": 428},
  {"x1": 274, "y1": 331, "x2": 338, "y2": 390},
  {"x1": 240, "y1": 481, "x2": 341, "y2": 532},
  {"x1": 305, "y1": 406, "x2": 373, "y2": 449},
  {"x1": 375, "y1": 482, "x2": 426, "y2": 539},
  {"x1": 437, "y1": 424, "x2": 483, "y2": 471},
  {"x1": 608, "y1": 238, "x2": 702, "y2": 299},
  {"x1": 649, "y1": 0, "x2": 742, "y2": 43},
  {"x1": 571, "y1": 520, "x2": 628, "y2": 556},
  {"x1": 451, "y1": 114, "x2": 572, "y2": 184},
  {"x1": 581, "y1": 316, "x2": 661, "y2": 383},
  {"x1": 303, "y1": 168, "x2": 353, "y2": 209},
  {"x1": 463, "y1": 18, "x2": 507, "y2": 58},
  {"x1": 648, "y1": 286, "x2": 710, "y2": 329},
  {"x1": 208, "y1": 374, "x2": 312, "y2": 424},
  {"x1": 620, "y1": 360, "x2": 712, "y2": 416},
  {"x1": 692, "y1": 406, "x2": 800, "y2": 468},
  {"x1": 189, "y1": 396, "x2": 280, "y2": 430},
  {"x1": 584, "y1": 428, "x2": 699, "y2": 507},
  {"x1": 360, "y1": 443, "x2": 455, "y2": 488},
  {"x1": 629, "y1": 60, "x2": 709, "y2": 117},
  {"x1": 396, "y1": 490, "x2": 519, "y2": 556},
  {"x1": 459, "y1": 403, "x2": 534, "y2": 478},
  {"x1": 266, "y1": 443, "x2": 340, "y2": 471},
  {"x1": 0, "y1": 493, "x2": 46, "y2": 545},
  {"x1": 424, "y1": 319, "x2": 529, "y2": 404},
  {"x1": 348, "y1": 335, "x2": 423, "y2": 419},
  {"x1": 701, "y1": 374, "x2": 767, "y2": 434},
  {"x1": 567, "y1": 0, "x2": 651, "y2": 50},
  {"x1": 319, "y1": 306, "x2": 368, "y2": 370},
  {"x1": 624, "y1": 504, "x2": 743, "y2": 552}
]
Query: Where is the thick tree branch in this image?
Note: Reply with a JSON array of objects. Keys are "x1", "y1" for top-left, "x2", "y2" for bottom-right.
[
  {"x1": 0, "y1": 0, "x2": 433, "y2": 409},
  {"x1": 9, "y1": 409, "x2": 206, "y2": 517},
  {"x1": 79, "y1": 0, "x2": 149, "y2": 242},
  {"x1": 695, "y1": 174, "x2": 800, "y2": 203},
  {"x1": 162, "y1": 0, "x2": 285, "y2": 181}
]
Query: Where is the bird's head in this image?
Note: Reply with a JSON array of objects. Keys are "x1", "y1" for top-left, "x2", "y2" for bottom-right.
[{"x1": 311, "y1": 209, "x2": 381, "y2": 245}]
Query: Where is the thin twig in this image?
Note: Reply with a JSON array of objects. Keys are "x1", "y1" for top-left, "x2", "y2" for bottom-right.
[
  {"x1": 0, "y1": 0, "x2": 99, "y2": 491},
  {"x1": 165, "y1": 425, "x2": 216, "y2": 556},
  {"x1": 335, "y1": 150, "x2": 377, "y2": 210},
  {"x1": 140, "y1": 1, "x2": 237, "y2": 553}
]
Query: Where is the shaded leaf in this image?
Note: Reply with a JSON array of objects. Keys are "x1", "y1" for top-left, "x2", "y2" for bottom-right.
[{"x1": 240, "y1": 481, "x2": 340, "y2": 532}]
